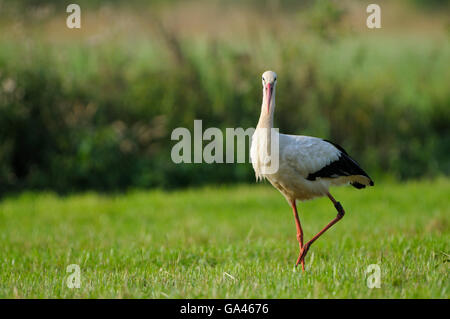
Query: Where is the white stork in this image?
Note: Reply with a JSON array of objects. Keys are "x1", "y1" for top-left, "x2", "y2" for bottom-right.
[{"x1": 250, "y1": 71, "x2": 374, "y2": 271}]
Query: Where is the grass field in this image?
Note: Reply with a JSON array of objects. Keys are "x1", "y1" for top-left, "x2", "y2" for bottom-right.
[{"x1": 0, "y1": 179, "x2": 449, "y2": 298}]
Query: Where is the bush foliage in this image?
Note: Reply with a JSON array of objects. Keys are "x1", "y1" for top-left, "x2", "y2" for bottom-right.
[{"x1": 0, "y1": 4, "x2": 449, "y2": 194}]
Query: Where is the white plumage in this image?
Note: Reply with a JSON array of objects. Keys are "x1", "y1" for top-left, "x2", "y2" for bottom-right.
[
  {"x1": 250, "y1": 70, "x2": 373, "y2": 270},
  {"x1": 252, "y1": 133, "x2": 372, "y2": 201}
]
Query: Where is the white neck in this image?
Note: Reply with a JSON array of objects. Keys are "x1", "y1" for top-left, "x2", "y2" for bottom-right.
[
  {"x1": 252, "y1": 85, "x2": 277, "y2": 180},
  {"x1": 257, "y1": 88, "x2": 275, "y2": 129}
]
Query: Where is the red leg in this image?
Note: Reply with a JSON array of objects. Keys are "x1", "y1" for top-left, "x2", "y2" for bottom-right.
[
  {"x1": 295, "y1": 192, "x2": 345, "y2": 268},
  {"x1": 290, "y1": 200, "x2": 305, "y2": 271}
]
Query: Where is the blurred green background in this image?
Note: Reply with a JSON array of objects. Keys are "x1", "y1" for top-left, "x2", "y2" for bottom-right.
[{"x1": 0, "y1": 0, "x2": 449, "y2": 195}]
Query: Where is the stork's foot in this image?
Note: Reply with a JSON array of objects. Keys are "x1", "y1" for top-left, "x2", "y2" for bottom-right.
[
  {"x1": 294, "y1": 257, "x2": 306, "y2": 271},
  {"x1": 295, "y1": 242, "x2": 311, "y2": 270}
]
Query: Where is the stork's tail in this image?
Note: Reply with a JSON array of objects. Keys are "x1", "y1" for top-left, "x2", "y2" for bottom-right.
[
  {"x1": 351, "y1": 178, "x2": 374, "y2": 189},
  {"x1": 307, "y1": 139, "x2": 374, "y2": 190}
]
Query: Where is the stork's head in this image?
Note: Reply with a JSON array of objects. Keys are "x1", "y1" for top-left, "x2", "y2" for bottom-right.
[{"x1": 261, "y1": 70, "x2": 277, "y2": 114}]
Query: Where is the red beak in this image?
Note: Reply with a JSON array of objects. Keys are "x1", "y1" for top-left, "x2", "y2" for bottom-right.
[{"x1": 266, "y1": 83, "x2": 272, "y2": 114}]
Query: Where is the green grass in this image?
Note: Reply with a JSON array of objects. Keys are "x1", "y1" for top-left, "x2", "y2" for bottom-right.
[{"x1": 0, "y1": 179, "x2": 449, "y2": 298}]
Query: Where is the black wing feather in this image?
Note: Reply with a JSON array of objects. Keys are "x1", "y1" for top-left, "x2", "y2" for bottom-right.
[{"x1": 306, "y1": 139, "x2": 374, "y2": 189}]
